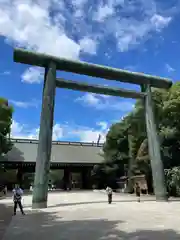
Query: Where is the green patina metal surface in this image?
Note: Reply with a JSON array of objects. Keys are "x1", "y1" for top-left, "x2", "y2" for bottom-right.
[
  {"x1": 56, "y1": 78, "x2": 146, "y2": 99},
  {"x1": 32, "y1": 62, "x2": 56, "y2": 209},
  {"x1": 14, "y1": 48, "x2": 172, "y2": 89},
  {"x1": 142, "y1": 84, "x2": 168, "y2": 201}
]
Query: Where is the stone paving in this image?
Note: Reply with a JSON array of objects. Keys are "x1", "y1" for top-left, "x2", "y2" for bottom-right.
[
  {"x1": 1, "y1": 191, "x2": 180, "y2": 240},
  {"x1": 0, "y1": 201, "x2": 12, "y2": 240}
]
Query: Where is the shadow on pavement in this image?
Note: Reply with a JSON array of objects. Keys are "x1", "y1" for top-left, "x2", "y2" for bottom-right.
[
  {"x1": 23, "y1": 199, "x2": 157, "y2": 209},
  {"x1": 47, "y1": 199, "x2": 155, "y2": 208},
  {"x1": 2, "y1": 209, "x2": 180, "y2": 240},
  {"x1": 23, "y1": 199, "x2": 180, "y2": 209},
  {"x1": 0, "y1": 203, "x2": 13, "y2": 240}
]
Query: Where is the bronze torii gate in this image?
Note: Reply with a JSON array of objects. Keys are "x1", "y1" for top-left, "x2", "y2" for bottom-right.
[{"x1": 14, "y1": 49, "x2": 172, "y2": 208}]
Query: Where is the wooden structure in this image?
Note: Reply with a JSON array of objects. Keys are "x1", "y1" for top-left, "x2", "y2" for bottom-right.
[
  {"x1": 0, "y1": 139, "x2": 103, "y2": 190},
  {"x1": 131, "y1": 175, "x2": 148, "y2": 192},
  {"x1": 13, "y1": 48, "x2": 172, "y2": 208}
]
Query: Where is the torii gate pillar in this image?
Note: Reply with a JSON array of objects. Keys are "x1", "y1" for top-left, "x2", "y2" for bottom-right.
[
  {"x1": 32, "y1": 62, "x2": 56, "y2": 209},
  {"x1": 142, "y1": 84, "x2": 168, "y2": 201}
]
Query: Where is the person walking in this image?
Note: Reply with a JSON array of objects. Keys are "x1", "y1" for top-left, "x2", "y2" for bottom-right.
[
  {"x1": 106, "y1": 186, "x2": 113, "y2": 204},
  {"x1": 12, "y1": 184, "x2": 25, "y2": 215},
  {"x1": 135, "y1": 182, "x2": 141, "y2": 202},
  {"x1": 4, "y1": 185, "x2": 7, "y2": 195}
]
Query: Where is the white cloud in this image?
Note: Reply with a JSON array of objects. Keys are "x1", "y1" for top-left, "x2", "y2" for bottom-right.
[
  {"x1": 10, "y1": 120, "x2": 37, "y2": 139},
  {"x1": 94, "y1": 4, "x2": 114, "y2": 22},
  {"x1": 10, "y1": 119, "x2": 109, "y2": 143},
  {"x1": 9, "y1": 99, "x2": 39, "y2": 108},
  {"x1": 0, "y1": 0, "x2": 174, "y2": 66},
  {"x1": 114, "y1": 15, "x2": 171, "y2": 52},
  {"x1": 72, "y1": 0, "x2": 87, "y2": 17},
  {"x1": 96, "y1": 121, "x2": 108, "y2": 131},
  {"x1": 79, "y1": 37, "x2": 97, "y2": 55},
  {"x1": 72, "y1": 0, "x2": 87, "y2": 7},
  {"x1": 11, "y1": 120, "x2": 63, "y2": 140},
  {"x1": 150, "y1": 14, "x2": 171, "y2": 31},
  {"x1": 93, "y1": 0, "x2": 172, "y2": 52},
  {"x1": 52, "y1": 124, "x2": 64, "y2": 140},
  {"x1": 0, "y1": 71, "x2": 11, "y2": 78},
  {"x1": 76, "y1": 93, "x2": 134, "y2": 112},
  {"x1": 11, "y1": 121, "x2": 25, "y2": 138},
  {"x1": 21, "y1": 67, "x2": 44, "y2": 83},
  {"x1": 80, "y1": 130, "x2": 106, "y2": 143},
  {"x1": 0, "y1": 1, "x2": 82, "y2": 59},
  {"x1": 165, "y1": 63, "x2": 175, "y2": 73},
  {"x1": 71, "y1": 121, "x2": 109, "y2": 143},
  {"x1": 0, "y1": 71, "x2": 11, "y2": 75},
  {"x1": 76, "y1": 93, "x2": 100, "y2": 105}
]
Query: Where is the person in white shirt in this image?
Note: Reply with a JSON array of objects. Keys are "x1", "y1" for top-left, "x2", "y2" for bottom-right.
[
  {"x1": 106, "y1": 186, "x2": 113, "y2": 204},
  {"x1": 12, "y1": 184, "x2": 25, "y2": 215},
  {"x1": 30, "y1": 185, "x2": 33, "y2": 191}
]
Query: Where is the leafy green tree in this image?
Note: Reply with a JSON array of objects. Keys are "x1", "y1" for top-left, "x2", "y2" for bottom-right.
[
  {"x1": 165, "y1": 167, "x2": 180, "y2": 196},
  {"x1": 103, "y1": 121, "x2": 129, "y2": 163},
  {"x1": 161, "y1": 82, "x2": 180, "y2": 131},
  {"x1": 0, "y1": 98, "x2": 13, "y2": 156},
  {"x1": 101, "y1": 82, "x2": 180, "y2": 194},
  {"x1": 91, "y1": 164, "x2": 106, "y2": 189}
]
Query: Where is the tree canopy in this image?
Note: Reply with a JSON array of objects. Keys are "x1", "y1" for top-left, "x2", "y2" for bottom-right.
[{"x1": 0, "y1": 98, "x2": 13, "y2": 156}]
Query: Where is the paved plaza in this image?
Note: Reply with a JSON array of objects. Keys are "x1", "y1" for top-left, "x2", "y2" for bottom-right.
[{"x1": 1, "y1": 191, "x2": 180, "y2": 239}]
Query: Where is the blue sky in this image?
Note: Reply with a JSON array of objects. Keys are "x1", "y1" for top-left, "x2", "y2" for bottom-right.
[{"x1": 0, "y1": 0, "x2": 179, "y2": 143}]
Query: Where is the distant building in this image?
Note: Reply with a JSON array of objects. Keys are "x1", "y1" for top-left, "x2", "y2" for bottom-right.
[{"x1": 0, "y1": 139, "x2": 104, "y2": 190}]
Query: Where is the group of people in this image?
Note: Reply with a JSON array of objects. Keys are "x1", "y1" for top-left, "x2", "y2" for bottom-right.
[
  {"x1": 106, "y1": 182, "x2": 141, "y2": 204},
  {"x1": 11, "y1": 182, "x2": 141, "y2": 216}
]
